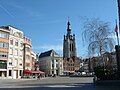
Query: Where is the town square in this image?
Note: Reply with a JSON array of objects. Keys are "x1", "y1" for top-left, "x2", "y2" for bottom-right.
[{"x1": 0, "y1": 0, "x2": 120, "y2": 90}]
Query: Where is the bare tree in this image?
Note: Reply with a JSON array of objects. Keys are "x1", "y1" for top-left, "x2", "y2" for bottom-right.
[{"x1": 82, "y1": 18, "x2": 114, "y2": 57}]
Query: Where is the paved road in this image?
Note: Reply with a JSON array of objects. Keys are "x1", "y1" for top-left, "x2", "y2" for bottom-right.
[
  {"x1": 0, "y1": 77, "x2": 93, "y2": 86},
  {"x1": 0, "y1": 77, "x2": 120, "y2": 90}
]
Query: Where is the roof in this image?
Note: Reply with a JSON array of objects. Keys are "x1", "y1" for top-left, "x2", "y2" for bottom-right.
[
  {"x1": 0, "y1": 25, "x2": 17, "y2": 30},
  {"x1": 39, "y1": 49, "x2": 59, "y2": 58},
  {"x1": 0, "y1": 26, "x2": 10, "y2": 32},
  {"x1": 39, "y1": 50, "x2": 53, "y2": 58}
]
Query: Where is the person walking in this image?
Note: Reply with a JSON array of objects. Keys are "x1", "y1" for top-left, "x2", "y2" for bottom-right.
[{"x1": 37, "y1": 74, "x2": 40, "y2": 80}]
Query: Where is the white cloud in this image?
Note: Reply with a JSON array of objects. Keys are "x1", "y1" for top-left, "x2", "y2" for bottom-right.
[{"x1": 33, "y1": 44, "x2": 63, "y2": 51}]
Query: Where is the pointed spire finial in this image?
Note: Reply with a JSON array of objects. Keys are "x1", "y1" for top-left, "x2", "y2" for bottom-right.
[
  {"x1": 67, "y1": 17, "x2": 70, "y2": 30},
  {"x1": 67, "y1": 17, "x2": 71, "y2": 35}
]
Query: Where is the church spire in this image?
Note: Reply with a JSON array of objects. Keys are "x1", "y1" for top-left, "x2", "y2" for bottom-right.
[
  {"x1": 67, "y1": 18, "x2": 71, "y2": 35},
  {"x1": 67, "y1": 20, "x2": 70, "y2": 30},
  {"x1": 63, "y1": 19, "x2": 77, "y2": 58}
]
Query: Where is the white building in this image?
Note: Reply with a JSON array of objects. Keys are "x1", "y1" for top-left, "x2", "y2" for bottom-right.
[
  {"x1": 39, "y1": 50, "x2": 63, "y2": 76},
  {"x1": 23, "y1": 37, "x2": 32, "y2": 71},
  {"x1": 31, "y1": 51, "x2": 37, "y2": 70},
  {"x1": 7, "y1": 26, "x2": 24, "y2": 79}
]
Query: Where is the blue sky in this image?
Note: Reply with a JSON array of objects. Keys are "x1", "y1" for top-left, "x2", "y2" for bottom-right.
[{"x1": 0, "y1": 0, "x2": 118, "y2": 58}]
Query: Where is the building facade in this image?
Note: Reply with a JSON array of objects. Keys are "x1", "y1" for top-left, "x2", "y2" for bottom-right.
[
  {"x1": 31, "y1": 51, "x2": 40, "y2": 70},
  {"x1": 0, "y1": 25, "x2": 37, "y2": 79},
  {"x1": 6, "y1": 26, "x2": 24, "y2": 79},
  {"x1": 82, "y1": 52, "x2": 117, "y2": 74},
  {"x1": 23, "y1": 37, "x2": 32, "y2": 70},
  {"x1": 39, "y1": 50, "x2": 63, "y2": 76},
  {"x1": 63, "y1": 20, "x2": 80, "y2": 75},
  {"x1": 0, "y1": 27, "x2": 9, "y2": 78}
]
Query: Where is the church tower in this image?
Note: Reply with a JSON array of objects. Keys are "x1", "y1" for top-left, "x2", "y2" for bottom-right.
[
  {"x1": 63, "y1": 20, "x2": 80, "y2": 75},
  {"x1": 63, "y1": 20, "x2": 77, "y2": 59}
]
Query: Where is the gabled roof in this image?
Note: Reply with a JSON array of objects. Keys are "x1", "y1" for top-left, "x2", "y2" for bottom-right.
[
  {"x1": 39, "y1": 50, "x2": 52, "y2": 58},
  {"x1": 39, "y1": 49, "x2": 59, "y2": 58}
]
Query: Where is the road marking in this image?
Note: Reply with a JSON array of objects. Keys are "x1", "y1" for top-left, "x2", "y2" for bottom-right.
[
  {"x1": 0, "y1": 84, "x2": 82, "y2": 88},
  {"x1": 0, "y1": 83, "x2": 87, "y2": 88},
  {"x1": 0, "y1": 86, "x2": 38, "y2": 88},
  {"x1": 45, "y1": 84, "x2": 84, "y2": 88},
  {"x1": 46, "y1": 85, "x2": 76, "y2": 87}
]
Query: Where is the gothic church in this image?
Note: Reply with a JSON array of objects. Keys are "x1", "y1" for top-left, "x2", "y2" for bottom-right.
[{"x1": 63, "y1": 20, "x2": 80, "y2": 75}]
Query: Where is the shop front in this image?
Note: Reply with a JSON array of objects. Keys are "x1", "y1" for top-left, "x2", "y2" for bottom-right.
[
  {"x1": 0, "y1": 60, "x2": 7, "y2": 78},
  {"x1": 23, "y1": 70, "x2": 45, "y2": 78}
]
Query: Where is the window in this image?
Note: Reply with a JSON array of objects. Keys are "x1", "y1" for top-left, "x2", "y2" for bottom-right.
[
  {"x1": 0, "y1": 72, "x2": 1, "y2": 76},
  {"x1": 56, "y1": 60, "x2": 58, "y2": 62},
  {"x1": 70, "y1": 43, "x2": 72, "y2": 51},
  {"x1": 26, "y1": 63, "x2": 30, "y2": 67},
  {"x1": 3, "y1": 43, "x2": 8, "y2": 48},
  {"x1": 0, "y1": 42, "x2": 3, "y2": 48},
  {"x1": 0, "y1": 52, "x2": 8, "y2": 58},
  {"x1": 9, "y1": 59, "x2": 12, "y2": 65},
  {"x1": 14, "y1": 59, "x2": 17, "y2": 66},
  {"x1": 56, "y1": 64, "x2": 58, "y2": 68},
  {"x1": 52, "y1": 64, "x2": 54, "y2": 68},
  {"x1": 0, "y1": 42, "x2": 8, "y2": 48},
  {"x1": 20, "y1": 50, "x2": 23, "y2": 56},
  {"x1": 20, "y1": 42, "x2": 23, "y2": 47},
  {"x1": 19, "y1": 70, "x2": 22, "y2": 76},
  {"x1": 19, "y1": 59, "x2": 22, "y2": 66},
  {"x1": 26, "y1": 55, "x2": 30, "y2": 60},
  {"x1": 0, "y1": 60, "x2": 7, "y2": 69},
  {"x1": 9, "y1": 70, "x2": 12, "y2": 76},
  {"x1": 52, "y1": 60, "x2": 54, "y2": 68},
  {"x1": 9, "y1": 62, "x2": 12, "y2": 65},
  {"x1": 0, "y1": 31, "x2": 9, "y2": 39},
  {"x1": 15, "y1": 41, "x2": 18, "y2": 46},
  {"x1": 52, "y1": 71, "x2": 54, "y2": 74},
  {"x1": 15, "y1": 49, "x2": 18, "y2": 56},
  {"x1": 10, "y1": 39, "x2": 13, "y2": 45},
  {"x1": 26, "y1": 47, "x2": 30, "y2": 52},
  {"x1": 10, "y1": 48, "x2": 13, "y2": 55},
  {"x1": 72, "y1": 44, "x2": 73, "y2": 51}
]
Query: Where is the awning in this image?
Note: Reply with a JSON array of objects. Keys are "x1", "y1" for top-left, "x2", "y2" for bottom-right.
[
  {"x1": 23, "y1": 70, "x2": 45, "y2": 74},
  {"x1": 23, "y1": 70, "x2": 32, "y2": 74},
  {"x1": 39, "y1": 71, "x2": 44, "y2": 74}
]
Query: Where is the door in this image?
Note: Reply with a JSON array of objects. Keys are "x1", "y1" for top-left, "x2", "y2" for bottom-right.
[
  {"x1": 13, "y1": 70, "x2": 16, "y2": 79},
  {"x1": 16, "y1": 70, "x2": 18, "y2": 78}
]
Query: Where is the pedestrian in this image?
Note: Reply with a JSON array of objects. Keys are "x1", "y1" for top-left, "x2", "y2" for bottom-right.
[{"x1": 37, "y1": 74, "x2": 40, "y2": 80}]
